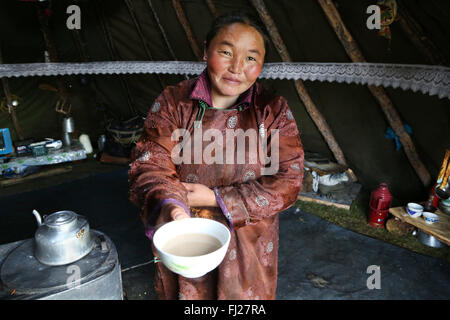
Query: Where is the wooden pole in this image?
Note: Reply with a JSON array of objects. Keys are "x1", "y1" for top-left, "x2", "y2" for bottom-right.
[
  {"x1": 205, "y1": 0, "x2": 219, "y2": 18},
  {"x1": 171, "y1": 0, "x2": 202, "y2": 60},
  {"x1": 317, "y1": 0, "x2": 431, "y2": 187},
  {"x1": 146, "y1": 0, "x2": 188, "y2": 81},
  {"x1": 70, "y1": 3, "x2": 120, "y2": 120},
  {"x1": 147, "y1": 0, "x2": 178, "y2": 61},
  {"x1": 94, "y1": 0, "x2": 137, "y2": 117},
  {"x1": 1, "y1": 79, "x2": 24, "y2": 141},
  {"x1": 35, "y1": 3, "x2": 70, "y2": 107},
  {"x1": 0, "y1": 47, "x2": 24, "y2": 141},
  {"x1": 124, "y1": 0, "x2": 154, "y2": 61},
  {"x1": 396, "y1": 0, "x2": 447, "y2": 66},
  {"x1": 35, "y1": 4, "x2": 58, "y2": 63},
  {"x1": 71, "y1": 29, "x2": 88, "y2": 62},
  {"x1": 249, "y1": 0, "x2": 351, "y2": 171},
  {"x1": 124, "y1": 0, "x2": 165, "y2": 89}
]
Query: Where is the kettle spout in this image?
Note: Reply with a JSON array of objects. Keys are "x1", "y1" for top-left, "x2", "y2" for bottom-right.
[{"x1": 32, "y1": 209, "x2": 43, "y2": 226}]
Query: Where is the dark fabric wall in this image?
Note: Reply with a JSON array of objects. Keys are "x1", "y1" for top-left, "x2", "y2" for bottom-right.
[{"x1": 0, "y1": 0, "x2": 449, "y2": 200}]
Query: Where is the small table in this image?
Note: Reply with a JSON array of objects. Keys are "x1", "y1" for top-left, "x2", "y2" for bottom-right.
[
  {"x1": 0, "y1": 141, "x2": 86, "y2": 176},
  {"x1": 389, "y1": 206, "x2": 450, "y2": 247}
]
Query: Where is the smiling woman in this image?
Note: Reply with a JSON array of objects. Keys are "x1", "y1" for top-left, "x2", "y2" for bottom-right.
[
  {"x1": 128, "y1": 11, "x2": 304, "y2": 300},
  {"x1": 204, "y1": 17, "x2": 267, "y2": 109}
]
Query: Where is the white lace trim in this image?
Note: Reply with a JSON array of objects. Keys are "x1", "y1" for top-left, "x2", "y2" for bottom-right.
[{"x1": 0, "y1": 61, "x2": 448, "y2": 99}]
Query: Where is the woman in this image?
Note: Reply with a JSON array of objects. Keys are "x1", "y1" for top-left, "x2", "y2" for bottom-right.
[{"x1": 129, "y1": 11, "x2": 304, "y2": 300}]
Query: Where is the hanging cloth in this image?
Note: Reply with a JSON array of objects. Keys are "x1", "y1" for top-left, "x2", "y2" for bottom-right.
[{"x1": 377, "y1": 0, "x2": 397, "y2": 41}]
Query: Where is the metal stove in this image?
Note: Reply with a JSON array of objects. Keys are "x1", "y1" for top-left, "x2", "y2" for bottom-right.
[{"x1": 0, "y1": 230, "x2": 123, "y2": 300}]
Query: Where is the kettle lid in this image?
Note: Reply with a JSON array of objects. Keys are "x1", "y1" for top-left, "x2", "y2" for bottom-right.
[{"x1": 44, "y1": 211, "x2": 77, "y2": 227}]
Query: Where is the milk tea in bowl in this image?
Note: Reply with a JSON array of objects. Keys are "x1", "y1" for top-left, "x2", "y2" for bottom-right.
[{"x1": 153, "y1": 218, "x2": 231, "y2": 278}]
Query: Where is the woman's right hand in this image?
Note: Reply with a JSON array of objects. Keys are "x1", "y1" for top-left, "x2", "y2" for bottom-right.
[{"x1": 160, "y1": 203, "x2": 190, "y2": 221}]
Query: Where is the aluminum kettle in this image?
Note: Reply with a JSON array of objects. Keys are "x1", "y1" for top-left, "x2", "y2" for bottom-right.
[{"x1": 32, "y1": 209, "x2": 94, "y2": 266}]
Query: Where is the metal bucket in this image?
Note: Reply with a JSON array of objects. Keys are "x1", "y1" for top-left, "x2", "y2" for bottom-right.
[
  {"x1": 438, "y1": 200, "x2": 450, "y2": 214},
  {"x1": 417, "y1": 229, "x2": 445, "y2": 248}
]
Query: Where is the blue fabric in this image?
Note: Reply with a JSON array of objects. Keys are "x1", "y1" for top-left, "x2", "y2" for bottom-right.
[{"x1": 385, "y1": 123, "x2": 412, "y2": 150}]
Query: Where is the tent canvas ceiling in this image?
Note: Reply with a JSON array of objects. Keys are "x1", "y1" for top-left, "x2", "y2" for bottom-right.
[{"x1": 0, "y1": 0, "x2": 449, "y2": 200}]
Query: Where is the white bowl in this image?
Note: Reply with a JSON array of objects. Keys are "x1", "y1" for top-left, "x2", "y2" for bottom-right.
[
  {"x1": 407, "y1": 203, "x2": 423, "y2": 218},
  {"x1": 423, "y1": 212, "x2": 439, "y2": 224},
  {"x1": 153, "y1": 218, "x2": 231, "y2": 278}
]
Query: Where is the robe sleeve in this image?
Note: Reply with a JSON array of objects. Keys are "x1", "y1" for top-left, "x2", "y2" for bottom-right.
[
  {"x1": 128, "y1": 89, "x2": 190, "y2": 237},
  {"x1": 214, "y1": 97, "x2": 304, "y2": 229}
]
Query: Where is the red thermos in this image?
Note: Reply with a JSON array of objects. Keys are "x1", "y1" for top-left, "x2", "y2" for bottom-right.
[{"x1": 368, "y1": 183, "x2": 393, "y2": 228}]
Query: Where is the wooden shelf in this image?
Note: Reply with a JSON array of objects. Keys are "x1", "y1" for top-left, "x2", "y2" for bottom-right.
[
  {"x1": 389, "y1": 206, "x2": 450, "y2": 247},
  {"x1": 298, "y1": 183, "x2": 362, "y2": 211}
]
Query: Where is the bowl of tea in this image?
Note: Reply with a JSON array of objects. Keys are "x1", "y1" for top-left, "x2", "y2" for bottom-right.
[{"x1": 153, "y1": 218, "x2": 231, "y2": 278}]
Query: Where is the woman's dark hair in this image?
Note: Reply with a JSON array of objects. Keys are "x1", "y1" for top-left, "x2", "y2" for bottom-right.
[{"x1": 205, "y1": 11, "x2": 270, "y2": 53}]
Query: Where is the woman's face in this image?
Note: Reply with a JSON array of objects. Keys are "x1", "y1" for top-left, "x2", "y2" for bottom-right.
[{"x1": 204, "y1": 23, "x2": 265, "y2": 104}]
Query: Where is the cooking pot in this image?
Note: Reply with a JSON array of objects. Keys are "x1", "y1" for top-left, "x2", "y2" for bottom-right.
[
  {"x1": 416, "y1": 229, "x2": 445, "y2": 249},
  {"x1": 32, "y1": 210, "x2": 94, "y2": 266}
]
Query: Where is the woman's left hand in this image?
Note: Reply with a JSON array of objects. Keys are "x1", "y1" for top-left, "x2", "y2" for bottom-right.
[{"x1": 182, "y1": 182, "x2": 218, "y2": 207}]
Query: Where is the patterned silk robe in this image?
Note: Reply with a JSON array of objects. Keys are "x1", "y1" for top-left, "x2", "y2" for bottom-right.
[{"x1": 128, "y1": 69, "x2": 304, "y2": 300}]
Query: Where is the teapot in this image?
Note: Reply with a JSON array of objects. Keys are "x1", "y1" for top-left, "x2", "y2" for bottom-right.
[{"x1": 32, "y1": 209, "x2": 94, "y2": 266}]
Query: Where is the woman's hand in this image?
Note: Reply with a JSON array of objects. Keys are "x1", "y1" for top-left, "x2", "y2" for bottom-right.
[
  {"x1": 160, "y1": 203, "x2": 190, "y2": 221},
  {"x1": 182, "y1": 182, "x2": 218, "y2": 207}
]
